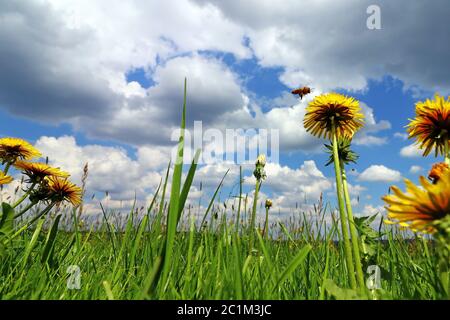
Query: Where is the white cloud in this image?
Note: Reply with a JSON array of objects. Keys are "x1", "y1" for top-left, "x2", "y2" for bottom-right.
[
  {"x1": 198, "y1": 0, "x2": 450, "y2": 94},
  {"x1": 394, "y1": 132, "x2": 408, "y2": 140},
  {"x1": 354, "y1": 204, "x2": 386, "y2": 225},
  {"x1": 194, "y1": 162, "x2": 240, "y2": 189},
  {"x1": 353, "y1": 135, "x2": 387, "y2": 146},
  {"x1": 70, "y1": 54, "x2": 248, "y2": 146},
  {"x1": 218, "y1": 95, "x2": 321, "y2": 152},
  {"x1": 347, "y1": 183, "x2": 366, "y2": 197},
  {"x1": 0, "y1": 1, "x2": 250, "y2": 147},
  {"x1": 243, "y1": 160, "x2": 332, "y2": 215},
  {"x1": 363, "y1": 205, "x2": 386, "y2": 216},
  {"x1": 400, "y1": 143, "x2": 422, "y2": 158},
  {"x1": 409, "y1": 165, "x2": 423, "y2": 174},
  {"x1": 352, "y1": 103, "x2": 391, "y2": 146},
  {"x1": 35, "y1": 136, "x2": 165, "y2": 201},
  {"x1": 358, "y1": 165, "x2": 402, "y2": 182}
]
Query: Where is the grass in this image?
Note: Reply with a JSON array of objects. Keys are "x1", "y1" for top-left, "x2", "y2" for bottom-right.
[{"x1": 0, "y1": 206, "x2": 445, "y2": 300}]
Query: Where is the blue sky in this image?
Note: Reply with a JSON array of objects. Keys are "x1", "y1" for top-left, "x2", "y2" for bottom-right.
[{"x1": 0, "y1": 0, "x2": 449, "y2": 219}]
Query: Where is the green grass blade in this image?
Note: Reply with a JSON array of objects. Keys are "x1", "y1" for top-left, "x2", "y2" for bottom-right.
[
  {"x1": 232, "y1": 233, "x2": 244, "y2": 299},
  {"x1": 0, "y1": 202, "x2": 15, "y2": 238},
  {"x1": 272, "y1": 244, "x2": 312, "y2": 293},
  {"x1": 21, "y1": 217, "x2": 45, "y2": 268},
  {"x1": 161, "y1": 78, "x2": 187, "y2": 290},
  {"x1": 41, "y1": 214, "x2": 62, "y2": 266},
  {"x1": 200, "y1": 169, "x2": 229, "y2": 228},
  {"x1": 177, "y1": 148, "x2": 201, "y2": 223}
]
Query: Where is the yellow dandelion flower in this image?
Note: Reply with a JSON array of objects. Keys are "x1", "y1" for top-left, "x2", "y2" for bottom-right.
[
  {"x1": 46, "y1": 176, "x2": 82, "y2": 207},
  {"x1": 382, "y1": 172, "x2": 450, "y2": 234},
  {"x1": 304, "y1": 93, "x2": 364, "y2": 140},
  {"x1": 14, "y1": 160, "x2": 69, "y2": 183},
  {"x1": 407, "y1": 94, "x2": 450, "y2": 157},
  {"x1": 0, "y1": 170, "x2": 13, "y2": 185},
  {"x1": 0, "y1": 137, "x2": 41, "y2": 163},
  {"x1": 265, "y1": 199, "x2": 273, "y2": 209},
  {"x1": 428, "y1": 162, "x2": 449, "y2": 184}
]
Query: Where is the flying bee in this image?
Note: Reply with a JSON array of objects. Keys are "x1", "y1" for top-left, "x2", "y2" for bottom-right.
[{"x1": 291, "y1": 86, "x2": 312, "y2": 100}]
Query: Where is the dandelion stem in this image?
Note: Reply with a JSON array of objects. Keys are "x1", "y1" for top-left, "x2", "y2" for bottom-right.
[
  {"x1": 9, "y1": 202, "x2": 55, "y2": 241},
  {"x1": 341, "y1": 159, "x2": 366, "y2": 292},
  {"x1": 263, "y1": 207, "x2": 269, "y2": 239},
  {"x1": 3, "y1": 161, "x2": 12, "y2": 175},
  {"x1": 14, "y1": 200, "x2": 38, "y2": 219},
  {"x1": 235, "y1": 166, "x2": 242, "y2": 234},
  {"x1": 250, "y1": 179, "x2": 261, "y2": 249},
  {"x1": 12, "y1": 182, "x2": 37, "y2": 209},
  {"x1": 331, "y1": 119, "x2": 357, "y2": 289},
  {"x1": 445, "y1": 139, "x2": 450, "y2": 165}
]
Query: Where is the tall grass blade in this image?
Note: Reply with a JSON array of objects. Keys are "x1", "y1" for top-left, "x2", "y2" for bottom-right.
[
  {"x1": 200, "y1": 169, "x2": 229, "y2": 228},
  {"x1": 272, "y1": 244, "x2": 312, "y2": 293},
  {"x1": 161, "y1": 78, "x2": 188, "y2": 291}
]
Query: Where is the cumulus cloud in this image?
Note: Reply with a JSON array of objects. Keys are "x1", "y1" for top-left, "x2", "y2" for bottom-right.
[
  {"x1": 352, "y1": 103, "x2": 391, "y2": 146},
  {"x1": 243, "y1": 160, "x2": 333, "y2": 215},
  {"x1": 0, "y1": 1, "x2": 121, "y2": 121},
  {"x1": 355, "y1": 204, "x2": 386, "y2": 224},
  {"x1": 358, "y1": 165, "x2": 402, "y2": 182},
  {"x1": 197, "y1": 0, "x2": 450, "y2": 94},
  {"x1": 400, "y1": 143, "x2": 422, "y2": 158},
  {"x1": 409, "y1": 165, "x2": 423, "y2": 174},
  {"x1": 72, "y1": 54, "x2": 248, "y2": 146},
  {"x1": 0, "y1": 0, "x2": 249, "y2": 145},
  {"x1": 394, "y1": 132, "x2": 408, "y2": 140},
  {"x1": 35, "y1": 136, "x2": 165, "y2": 200}
]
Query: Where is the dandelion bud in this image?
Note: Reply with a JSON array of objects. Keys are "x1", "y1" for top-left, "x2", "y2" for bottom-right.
[
  {"x1": 265, "y1": 199, "x2": 273, "y2": 209},
  {"x1": 253, "y1": 154, "x2": 267, "y2": 181},
  {"x1": 255, "y1": 154, "x2": 266, "y2": 167}
]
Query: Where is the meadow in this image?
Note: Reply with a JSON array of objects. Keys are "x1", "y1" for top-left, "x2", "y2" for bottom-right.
[{"x1": 0, "y1": 82, "x2": 449, "y2": 300}]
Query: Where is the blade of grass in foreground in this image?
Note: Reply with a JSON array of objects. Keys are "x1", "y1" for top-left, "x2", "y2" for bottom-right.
[
  {"x1": 152, "y1": 163, "x2": 171, "y2": 236},
  {"x1": 232, "y1": 233, "x2": 244, "y2": 299},
  {"x1": 21, "y1": 217, "x2": 45, "y2": 268},
  {"x1": 200, "y1": 169, "x2": 229, "y2": 229},
  {"x1": 272, "y1": 244, "x2": 312, "y2": 293},
  {"x1": 177, "y1": 149, "x2": 201, "y2": 223},
  {"x1": 161, "y1": 78, "x2": 187, "y2": 293},
  {"x1": 143, "y1": 163, "x2": 171, "y2": 298},
  {"x1": 100, "y1": 202, "x2": 117, "y2": 258},
  {"x1": 41, "y1": 214, "x2": 62, "y2": 266},
  {"x1": 235, "y1": 166, "x2": 243, "y2": 233}
]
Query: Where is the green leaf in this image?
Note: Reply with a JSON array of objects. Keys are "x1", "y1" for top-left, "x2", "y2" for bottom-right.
[
  {"x1": 273, "y1": 244, "x2": 312, "y2": 292},
  {"x1": 41, "y1": 214, "x2": 62, "y2": 266},
  {"x1": 0, "y1": 202, "x2": 15, "y2": 238},
  {"x1": 177, "y1": 148, "x2": 201, "y2": 223},
  {"x1": 130, "y1": 214, "x2": 149, "y2": 269},
  {"x1": 323, "y1": 279, "x2": 367, "y2": 300},
  {"x1": 232, "y1": 233, "x2": 244, "y2": 299},
  {"x1": 22, "y1": 217, "x2": 46, "y2": 267},
  {"x1": 200, "y1": 169, "x2": 229, "y2": 228}
]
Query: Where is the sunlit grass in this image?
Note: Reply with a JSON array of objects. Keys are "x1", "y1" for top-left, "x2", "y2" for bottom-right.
[{"x1": 0, "y1": 204, "x2": 445, "y2": 300}]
